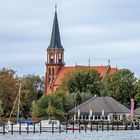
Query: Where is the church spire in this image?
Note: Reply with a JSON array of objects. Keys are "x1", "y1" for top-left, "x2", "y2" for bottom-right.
[{"x1": 47, "y1": 7, "x2": 64, "y2": 50}]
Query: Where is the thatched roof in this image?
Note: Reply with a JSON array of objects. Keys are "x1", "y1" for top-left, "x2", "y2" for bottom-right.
[{"x1": 68, "y1": 96, "x2": 130, "y2": 115}]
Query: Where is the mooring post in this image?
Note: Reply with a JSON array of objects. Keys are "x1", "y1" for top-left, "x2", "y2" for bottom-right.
[
  {"x1": 19, "y1": 122, "x2": 21, "y2": 134},
  {"x1": 59, "y1": 121, "x2": 61, "y2": 134},
  {"x1": 107, "y1": 121, "x2": 109, "y2": 131},
  {"x1": 90, "y1": 121, "x2": 92, "y2": 132},
  {"x1": 112, "y1": 122, "x2": 114, "y2": 130},
  {"x1": 117, "y1": 121, "x2": 119, "y2": 130},
  {"x1": 102, "y1": 121, "x2": 104, "y2": 131},
  {"x1": 96, "y1": 122, "x2": 98, "y2": 132},
  {"x1": 84, "y1": 120, "x2": 87, "y2": 132},
  {"x1": 3, "y1": 123, "x2": 5, "y2": 135},
  {"x1": 73, "y1": 120, "x2": 74, "y2": 133},
  {"x1": 33, "y1": 122, "x2": 35, "y2": 134},
  {"x1": 79, "y1": 120, "x2": 81, "y2": 133},
  {"x1": 52, "y1": 121, "x2": 54, "y2": 134},
  {"x1": 40, "y1": 122, "x2": 42, "y2": 133},
  {"x1": 137, "y1": 121, "x2": 139, "y2": 130},
  {"x1": 125, "y1": 123, "x2": 128, "y2": 130},
  {"x1": 11, "y1": 123, "x2": 13, "y2": 135},
  {"x1": 131, "y1": 122, "x2": 134, "y2": 130},
  {"x1": 27, "y1": 124, "x2": 29, "y2": 134},
  {"x1": 66, "y1": 119, "x2": 68, "y2": 133}
]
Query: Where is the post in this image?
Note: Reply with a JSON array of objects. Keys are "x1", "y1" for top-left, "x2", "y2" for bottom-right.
[
  {"x1": 102, "y1": 121, "x2": 104, "y2": 131},
  {"x1": 117, "y1": 121, "x2": 119, "y2": 130},
  {"x1": 66, "y1": 119, "x2": 68, "y2": 133},
  {"x1": 73, "y1": 120, "x2": 74, "y2": 133},
  {"x1": 90, "y1": 121, "x2": 92, "y2": 132},
  {"x1": 125, "y1": 122, "x2": 128, "y2": 130},
  {"x1": 84, "y1": 120, "x2": 87, "y2": 132},
  {"x1": 107, "y1": 121, "x2": 109, "y2": 131},
  {"x1": 33, "y1": 122, "x2": 35, "y2": 134},
  {"x1": 40, "y1": 122, "x2": 42, "y2": 133},
  {"x1": 79, "y1": 120, "x2": 81, "y2": 133},
  {"x1": 27, "y1": 124, "x2": 29, "y2": 134},
  {"x1": 11, "y1": 123, "x2": 13, "y2": 135},
  {"x1": 96, "y1": 122, "x2": 98, "y2": 132},
  {"x1": 59, "y1": 121, "x2": 61, "y2": 133},
  {"x1": 3, "y1": 123, "x2": 5, "y2": 135},
  {"x1": 19, "y1": 122, "x2": 21, "y2": 134},
  {"x1": 112, "y1": 122, "x2": 114, "y2": 130},
  {"x1": 52, "y1": 121, "x2": 54, "y2": 134},
  {"x1": 131, "y1": 122, "x2": 134, "y2": 130},
  {"x1": 137, "y1": 121, "x2": 139, "y2": 130}
]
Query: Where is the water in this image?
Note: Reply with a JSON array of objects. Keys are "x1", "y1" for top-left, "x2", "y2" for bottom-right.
[{"x1": 0, "y1": 130, "x2": 140, "y2": 140}]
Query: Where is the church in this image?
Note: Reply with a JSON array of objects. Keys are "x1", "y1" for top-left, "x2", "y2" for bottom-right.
[{"x1": 44, "y1": 9, "x2": 117, "y2": 95}]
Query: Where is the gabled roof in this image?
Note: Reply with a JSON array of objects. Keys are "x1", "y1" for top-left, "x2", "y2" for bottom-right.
[
  {"x1": 68, "y1": 96, "x2": 130, "y2": 115},
  {"x1": 47, "y1": 11, "x2": 64, "y2": 51},
  {"x1": 54, "y1": 65, "x2": 117, "y2": 86}
]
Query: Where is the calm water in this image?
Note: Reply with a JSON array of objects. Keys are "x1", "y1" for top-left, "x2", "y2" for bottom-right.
[{"x1": 0, "y1": 130, "x2": 140, "y2": 140}]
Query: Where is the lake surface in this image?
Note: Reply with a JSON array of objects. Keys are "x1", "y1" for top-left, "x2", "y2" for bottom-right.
[{"x1": 0, "y1": 130, "x2": 140, "y2": 140}]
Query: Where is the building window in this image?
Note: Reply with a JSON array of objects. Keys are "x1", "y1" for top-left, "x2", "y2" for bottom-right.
[{"x1": 48, "y1": 68, "x2": 51, "y2": 75}]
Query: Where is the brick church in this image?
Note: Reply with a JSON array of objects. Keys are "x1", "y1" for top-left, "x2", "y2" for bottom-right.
[{"x1": 44, "y1": 9, "x2": 117, "y2": 95}]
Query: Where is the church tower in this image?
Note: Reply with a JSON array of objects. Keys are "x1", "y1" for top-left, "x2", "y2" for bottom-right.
[{"x1": 44, "y1": 8, "x2": 64, "y2": 95}]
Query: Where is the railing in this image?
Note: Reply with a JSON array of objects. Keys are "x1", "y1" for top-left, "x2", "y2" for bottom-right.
[{"x1": 0, "y1": 120, "x2": 140, "y2": 135}]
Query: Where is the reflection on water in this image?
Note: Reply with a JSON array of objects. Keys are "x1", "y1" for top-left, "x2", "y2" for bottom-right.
[{"x1": 0, "y1": 130, "x2": 140, "y2": 140}]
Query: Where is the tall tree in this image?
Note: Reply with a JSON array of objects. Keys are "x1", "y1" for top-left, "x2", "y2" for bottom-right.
[
  {"x1": 60, "y1": 68, "x2": 102, "y2": 95},
  {"x1": 102, "y1": 69, "x2": 137, "y2": 107},
  {"x1": 134, "y1": 79, "x2": 140, "y2": 107},
  {"x1": 0, "y1": 68, "x2": 18, "y2": 116}
]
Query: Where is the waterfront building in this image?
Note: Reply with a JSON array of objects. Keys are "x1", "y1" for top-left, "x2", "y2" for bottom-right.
[
  {"x1": 68, "y1": 96, "x2": 130, "y2": 121},
  {"x1": 44, "y1": 9, "x2": 117, "y2": 95}
]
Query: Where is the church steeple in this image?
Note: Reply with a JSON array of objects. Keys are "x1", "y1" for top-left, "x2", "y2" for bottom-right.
[
  {"x1": 47, "y1": 7, "x2": 64, "y2": 51},
  {"x1": 45, "y1": 7, "x2": 65, "y2": 95}
]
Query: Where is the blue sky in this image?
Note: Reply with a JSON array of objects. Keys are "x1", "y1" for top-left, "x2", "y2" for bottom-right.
[{"x1": 0, "y1": 0, "x2": 140, "y2": 77}]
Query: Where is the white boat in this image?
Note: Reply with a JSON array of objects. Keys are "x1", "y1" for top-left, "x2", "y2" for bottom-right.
[
  {"x1": 40, "y1": 120, "x2": 64, "y2": 132},
  {"x1": 6, "y1": 121, "x2": 39, "y2": 132}
]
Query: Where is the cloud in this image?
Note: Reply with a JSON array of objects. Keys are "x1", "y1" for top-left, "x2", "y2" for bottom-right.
[{"x1": 0, "y1": 0, "x2": 140, "y2": 77}]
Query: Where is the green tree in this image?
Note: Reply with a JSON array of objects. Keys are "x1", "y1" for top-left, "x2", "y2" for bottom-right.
[
  {"x1": 31, "y1": 100, "x2": 40, "y2": 118},
  {"x1": 60, "y1": 68, "x2": 102, "y2": 95},
  {"x1": 0, "y1": 100, "x2": 3, "y2": 117},
  {"x1": 0, "y1": 68, "x2": 19, "y2": 117},
  {"x1": 134, "y1": 79, "x2": 140, "y2": 107},
  {"x1": 102, "y1": 69, "x2": 137, "y2": 107}
]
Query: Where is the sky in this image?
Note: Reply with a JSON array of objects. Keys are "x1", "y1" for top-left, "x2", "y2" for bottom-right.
[{"x1": 0, "y1": 0, "x2": 140, "y2": 77}]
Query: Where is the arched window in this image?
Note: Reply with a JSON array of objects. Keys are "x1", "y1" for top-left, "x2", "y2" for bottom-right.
[
  {"x1": 48, "y1": 68, "x2": 51, "y2": 75},
  {"x1": 50, "y1": 54, "x2": 54, "y2": 63}
]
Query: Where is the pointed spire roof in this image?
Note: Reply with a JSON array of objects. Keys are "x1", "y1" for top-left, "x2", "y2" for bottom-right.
[{"x1": 47, "y1": 9, "x2": 64, "y2": 51}]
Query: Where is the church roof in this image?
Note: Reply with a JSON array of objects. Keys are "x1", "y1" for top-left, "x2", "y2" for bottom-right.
[
  {"x1": 54, "y1": 65, "x2": 117, "y2": 86},
  {"x1": 68, "y1": 96, "x2": 130, "y2": 115},
  {"x1": 47, "y1": 11, "x2": 64, "y2": 51}
]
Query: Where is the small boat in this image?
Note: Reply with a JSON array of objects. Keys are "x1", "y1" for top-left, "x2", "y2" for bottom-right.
[
  {"x1": 65, "y1": 124, "x2": 81, "y2": 130},
  {"x1": 40, "y1": 120, "x2": 64, "y2": 132},
  {"x1": 6, "y1": 120, "x2": 38, "y2": 132}
]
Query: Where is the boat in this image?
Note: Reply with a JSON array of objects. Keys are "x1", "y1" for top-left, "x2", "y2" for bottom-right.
[
  {"x1": 6, "y1": 83, "x2": 38, "y2": 132},
  {"x1": 40, "y1": 120, "x2": 64, "y2": 132},
  {"x1": 6, "y1": 119, "x2": 38, "y2": 132}
]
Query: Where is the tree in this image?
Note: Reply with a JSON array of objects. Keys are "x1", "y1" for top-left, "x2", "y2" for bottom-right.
[
  {"x1": 0, "y1": 100, "x2": 3, "y2": 117},
  {"x1": 101, "y1": 69, "x2": 137, "y2": 107},
  {"x1": 134, "y1": 79, "x2": 140, "y2": 107},
  {"x1": 31, "y1": 100, "x2": 40, "y2": 118},
  {"x1": 0, "y1": 68, "x2": 19, "y2": 116},
  {"x1": 60, "y1": 68, "x2": 102, "y2": 95}
]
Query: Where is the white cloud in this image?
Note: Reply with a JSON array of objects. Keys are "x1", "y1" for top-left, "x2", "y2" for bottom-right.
[{"x1": 0, "y1": 0, "x2": 140, "y2": 77}]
